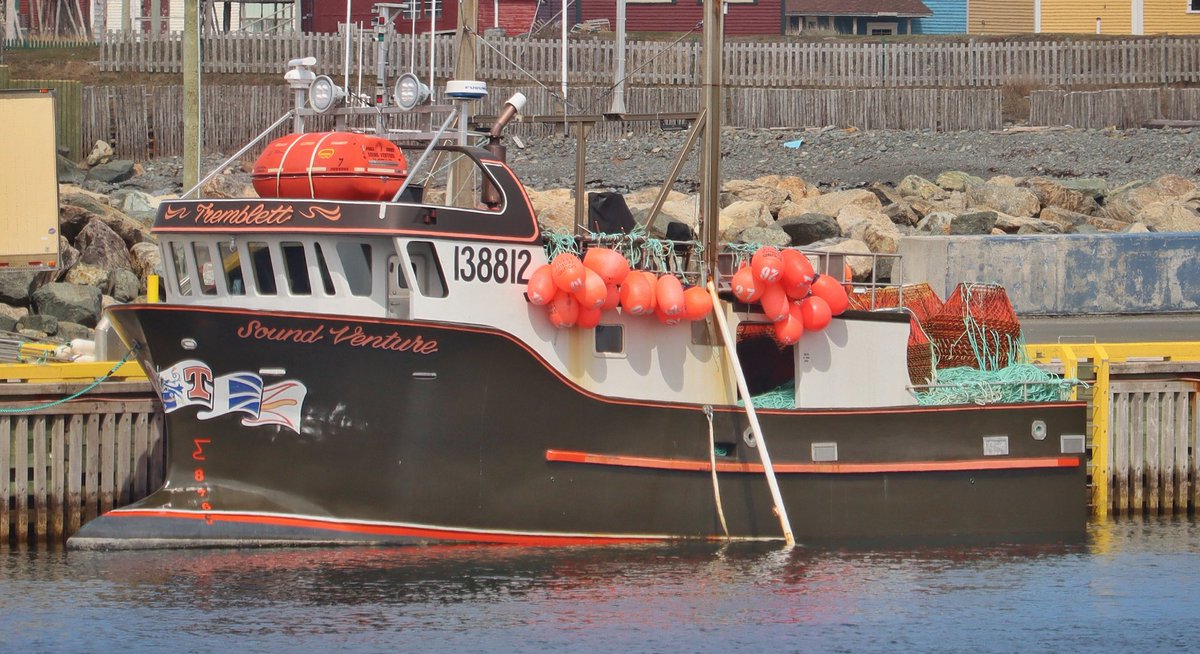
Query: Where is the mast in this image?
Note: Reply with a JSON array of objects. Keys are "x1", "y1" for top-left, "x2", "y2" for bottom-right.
[{"x1": 701, "y1": 0, "x2": 722, "y2": 277}]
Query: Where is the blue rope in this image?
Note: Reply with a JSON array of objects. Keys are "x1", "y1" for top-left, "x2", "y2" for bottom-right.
[{"x1": 0, "y1": 345, "x2": 142, "y2": 414}]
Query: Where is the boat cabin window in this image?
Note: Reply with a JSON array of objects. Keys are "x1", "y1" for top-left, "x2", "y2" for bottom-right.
[
  {"x1": 218, "y1": 240, "x2": 245, "y2": 295},
  {"x1": 191, "y1": 243, "x2": 217, "y2": 295},
  {"x1": 281, "y1": 241, "x2": 311, "y2": 295},
  {"x1": 168, "y1": 241, "x2": 191, "y2": 296},
  {"x1": 406, "y1": 241, "x2": 447, "y2": 298},
  {"x1": 337, "y1": 242, "x2": 373, "y2": 296},
  {"x1": 313, "y1": 243, "x2": 336, "y2": 295},
  {"x1": 595, "y1": 325, "x2": 624, "y2": 354},
  {"x1": 247, "y1": 241, "x2": 277, "y2": 295}
]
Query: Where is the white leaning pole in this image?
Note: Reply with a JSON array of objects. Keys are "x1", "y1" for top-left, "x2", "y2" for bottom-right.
[{"x1": 707, "y1": 281, "x2": 796, "y2": 548}]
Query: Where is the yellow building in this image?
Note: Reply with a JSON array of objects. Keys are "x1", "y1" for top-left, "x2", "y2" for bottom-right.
[
  {"x1": 970, "y1": 0, "x2": 1036, "y2": 34},
  {"x1": 969, "y1": 0, "x2": 1200, "y2": 35}
]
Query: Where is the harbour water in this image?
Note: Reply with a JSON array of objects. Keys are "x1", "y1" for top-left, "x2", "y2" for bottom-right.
[{"x1": 2, "y1": 517, "x2": 1199, "y2": 653}]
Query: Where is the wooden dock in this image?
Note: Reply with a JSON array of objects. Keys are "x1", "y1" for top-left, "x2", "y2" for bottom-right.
[{"x1": 1, "y1": 380, "x2": 163, "y2": 547}]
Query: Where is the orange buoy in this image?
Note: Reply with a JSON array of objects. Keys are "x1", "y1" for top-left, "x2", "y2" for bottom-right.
[
  {"x1": 759, "y1": 283, "x2": 790, "y2": 323},
  {"x1": 683, "y1": 286, "x2": 713, "y2": 321},
  {"x1": 781, "y1": 249, "x2": 816, "y2": 288},
  {"x1": 751, "y1": 247, "x2": 784, "y2": 284},
  {"x1": 525, "y1": 264, "x2": 558, "y2": 306},
  {"x1": 551, "y1": 253, "x2": 586, "y2": 293},
  {"x1": 583, "y1": 247, "x2": 630, "y2": 286},
  {"x1": 774, "y1": 309, "x2": 805, "y2": 345},
  {"x1": 576, "y1": 305, "x2": 603, "y2": 329},
  {"x1": 575, "y1": 267, "x2": 607, "y2": 310},
  {"x1": 654, "y1": 305, "x2": 683, "y2": 325},
  {"x1": 620, "y1": 272, "x2": 655, "y2": 316},
  {"x1": 656, "y1": 274, "x2": 686, "y2": 317},
  {"x1": 811, "y1": 274, "x2": 850, "y2": 316},
  {"x1": 547, "y1": 292, "x2": 580, "y2": 328},
  {"x1": 600, "y1": 283, "x2": 621, "y2": 311},
  {"x1": 732, "y1": 264, "x2": 763, "y2": 303},
  {"x1": 798, "y1": 295, "x2": 833, "y2": 331},
  {"x1": 783, "y1": 281, "x2": 811, "y2": 301}
]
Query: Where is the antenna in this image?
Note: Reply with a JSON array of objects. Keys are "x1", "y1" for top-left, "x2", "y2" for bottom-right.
[
  {"x1": 429, "y1": 0, "x2": 437, "y2": 101},
  {"x1": 343, "y1": 0, "x2": 352, "y2": 98}
]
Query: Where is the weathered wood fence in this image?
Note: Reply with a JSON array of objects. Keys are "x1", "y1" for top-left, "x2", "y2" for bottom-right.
[
  {"x1": 82, "y1": 84, "x2": 1003, "y2": 159},
  {"x1": 1, "y1": 381, "x2": 164, "y2": 546},
  {"x1": 99, "y1": 31, "x2": 1200, "y2": 88},
  {"x1": 1110, "y1": 379, "x2": 1199, "y2": 516},
  {"x1": 1030, "y1": 88, "x2": 1200, "y2": 128}
]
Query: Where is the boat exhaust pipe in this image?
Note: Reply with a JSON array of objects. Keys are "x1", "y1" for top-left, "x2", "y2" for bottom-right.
[{"x1": 483, "y1": 92, "x2": 527, "y2": 207}]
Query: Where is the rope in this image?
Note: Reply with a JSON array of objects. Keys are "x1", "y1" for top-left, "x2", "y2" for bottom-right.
[
  {"x1": 704, "y1": 405, "x2": 729, "y2": 537},
  {"x1": 0, "y1": 346, "x2": 141, "y2": 414},
  {"x1": 916, "y1": 364, "x2": 1086, "y2": 406}
]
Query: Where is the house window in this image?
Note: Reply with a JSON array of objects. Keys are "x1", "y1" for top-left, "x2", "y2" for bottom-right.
[
  {"x1": 629, "y1": 0, "x2": 673, "y2": 5},
  {"x1": 866, "y1": 21, "x2": 897, "y2": 35},
  {"x1": 1191, "y1": 0, "x2": 1200, "y2": 12}
]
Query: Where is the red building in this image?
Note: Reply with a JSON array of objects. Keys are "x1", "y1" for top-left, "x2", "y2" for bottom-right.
[{"x1": 308, "y1": 0, "x2": 536, "y2": 36}]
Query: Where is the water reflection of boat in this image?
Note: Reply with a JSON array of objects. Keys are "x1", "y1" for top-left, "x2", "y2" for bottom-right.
[{"x1": 68, "y1": 1, "x2": 1087, "y2": 550}]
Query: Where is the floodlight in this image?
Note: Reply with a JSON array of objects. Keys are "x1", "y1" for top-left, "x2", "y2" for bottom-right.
[
  {"x1": 309, "y1": 75, "x2": 345, "y2": 113},
  {"x1": 392, "y1": 72, "x2": 430, "y2": 111}
]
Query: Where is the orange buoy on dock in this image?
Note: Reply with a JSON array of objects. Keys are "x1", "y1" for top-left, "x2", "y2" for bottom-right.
[
  {"x1": 732, "y1": 264, "x2": 763, "y2": 303},
  {"x1": 656, "y1": 274, "x2": 686, "y2": 317},
  {"x1": 811, "y1": 274, "x2": 850, "y2": 315},
  {"x1": 682, "y1": 286, "x2": 713, "y2": 321},
  {"x1": 551, "y1": 253, "x2": 586, "y2": 293},
  {"x1": 547, "y1": 292, "x2": 580, "y2": 328},
  {"x1": 575, "y1": 268, "x2": 608, "y2": 310},
  {"x1": 583, "y1": 248, "x2": 630, "y2": 286}
]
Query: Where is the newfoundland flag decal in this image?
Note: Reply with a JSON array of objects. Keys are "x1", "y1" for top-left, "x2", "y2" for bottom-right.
[{"x1": 158, "y1": 359, "x2": 308, "y2": 433}]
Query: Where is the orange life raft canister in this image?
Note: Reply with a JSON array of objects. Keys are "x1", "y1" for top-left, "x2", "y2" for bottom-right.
[{"x1": 252, "y1": 131, "x2": 408, "y2": 201}]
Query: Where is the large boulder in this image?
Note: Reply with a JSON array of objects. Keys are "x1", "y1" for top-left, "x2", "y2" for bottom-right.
[
  {"x1": 76, "y1": 219, "x2": 133, "y2": 273},
  {"x1": 0, "y1": 271, "x2": 39, "y2": 307},
  {"x1": 111, "y1": 269, "x2": 142, "y2": 303},
  {"x1": 810, "y1": 238, "x2": 875, "y2": 280},
  {"x1": 736, "y1": 225, "x2": 791, "y2": 247},
  {"x1": 777, "y1": 212, "x2": 840, "y2": 246},
  {"x1": 86, "y1": 140, "x2": 114, "y2": 167},
  {"x1": 1040, "y1": 206, "x2": 1133, "y2": 232},
  {"x1": 1022, "y1": 177, "x2": 1099, "y2": 215},
  {"x1": 31, "y1": 282, "x2": 103, "y2": 327},
  {"x1": 915, "y1": 211, "x2": 956, "y2": 235},
  {"x1": 85, "y1": 159, "x2": 135, "y2": 184},
  {"x1": 639, "y1": 198, "x2": 698, "y2": 238},
  {"x1": 624, "y1": 186, "x2": 689, "y2": 206},
  {"x1": 57, "y1": 154, "x2": 85, "y2": 184},
  {"x1": 965, "y1": 183, "x2": 1041, "y2": 217},
  {"x1": 1103, "y1": 175, "x2": 1196, "y2": 223},
  {"x1": 1059, "y1": 177, "x2": 1109, "y2": 200},
  {"x1": 60, "y1": 193, "x2": 154, "y2": 246},
  {"x1": 758, "y1": 174, "x2": 816, "y2": 202},
  {"x1": 718, "y1": 200, "x2": 773, "y2": 242},
  {"x1": 897, "y1": 175, "x2": 945, "y2": 201},
  {"x1": 526, "y1": 188, "x2": 575, "y2": 234},
  {"x1": 53, "y1": 237, "x2": 81, "y2": 283},
  {"x1": 1134, "y1": 201, "x2": 1200, "y2": 232},
  {"x1": 16, "y1": 313, "x2": 59, "y2": 337},
  {"x1": 936, "y1": 171, "x2": 984, "y2": 192},
  {"x1": 202, "y1": 171, "x2": 256, "y2": 199},
  {"x1": 63, "y1": 262, "x2": 112, "y2": 290},
  {"x1": 129, "y1": 242, "x2": 164, "y2": 282},
  {"x1": 0, "y1": 303, "x2": 29, "y2": 323},
  {"x1": 721, "y1": 179, "x2": 788, "y2": 215},
  {"x1": 109, "y1": 188, "x2": 162, "y2": 223},
  {"x1": 793, "y1": 188, "x2": 882, "y2": 217},
  {"x1": 949, "y1": 210, "x2": 998, "y2": 235}
]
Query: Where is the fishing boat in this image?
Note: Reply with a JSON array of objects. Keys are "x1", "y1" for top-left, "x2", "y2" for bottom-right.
[{"x1": 68, "y1": 3, "x2": 1088, "y2": 550}]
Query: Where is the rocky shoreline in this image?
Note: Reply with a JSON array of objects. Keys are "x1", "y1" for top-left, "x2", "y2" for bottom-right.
[{"x1": 2, "y1": 126, "x2": 1198, "y2": 352}]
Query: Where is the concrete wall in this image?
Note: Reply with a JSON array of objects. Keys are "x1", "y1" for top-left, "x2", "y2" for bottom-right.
[{"x1": 898, "y1": 234, "x2": 1200, "y2": 315}]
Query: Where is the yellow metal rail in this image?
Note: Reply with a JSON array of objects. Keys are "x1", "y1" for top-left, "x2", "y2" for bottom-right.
[
  {"x1": 1026, "y1": 341, "x2": 1200, "y2": 517},
  {"x1": 0, "y1": 360, "x2": 146, "y2": 383}
]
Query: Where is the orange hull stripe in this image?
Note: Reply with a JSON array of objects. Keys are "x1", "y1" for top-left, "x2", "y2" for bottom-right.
[
  {"x1": 107, "y1": 509, "x2": 662, "y2": 546},
  {"x1": 545, "y1": 449, "x2": 1081, "y2": 474}
]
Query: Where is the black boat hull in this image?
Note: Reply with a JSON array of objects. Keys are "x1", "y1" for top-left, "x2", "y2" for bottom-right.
[{"x1": 70, "y1": 305, "x2": 1089, "y2": 549}]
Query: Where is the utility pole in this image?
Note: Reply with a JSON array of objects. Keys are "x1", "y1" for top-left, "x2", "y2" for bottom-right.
[{"x1": 183, "y1": 0, "x2": 199, "y2": 192}]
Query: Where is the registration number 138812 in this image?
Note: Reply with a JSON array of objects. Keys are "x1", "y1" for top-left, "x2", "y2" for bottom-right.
[{"x1": 452, "y1": 246, "x2": 533, "y2": 284}]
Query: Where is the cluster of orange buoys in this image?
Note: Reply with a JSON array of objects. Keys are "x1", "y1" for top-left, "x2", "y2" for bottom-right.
[
  {"x1": 525, "y1": 248, "x2": 713, "y2": 329},
  {"x1": 525, "y1": 246, "x2": 849, "y2": 341},
  {"x1": 730, "y1": 247, "x2": 849, "y2": 345}
]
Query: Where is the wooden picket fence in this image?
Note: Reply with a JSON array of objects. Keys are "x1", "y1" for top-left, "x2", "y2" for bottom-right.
[
  {"x1": 1110, "y1": 380, "x2": 1199, "y2": 516},
  {"x1": 1, "y1": 382, "x2": 164, "y2": 546},
  {"x1": 80, "y1": 83, "x2": 1003, "y2": 159},
  {"x1": 99, "y1": 31, "x2": 1200, "y2": 88},
  {"x1": 1029, "y1": 88, "x2": 1200, "y2": 128}
]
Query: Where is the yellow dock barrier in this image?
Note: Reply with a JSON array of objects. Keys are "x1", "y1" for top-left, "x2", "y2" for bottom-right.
[{"x1": 1026, "y1": 342, "x2": 1200, "y2": 518}]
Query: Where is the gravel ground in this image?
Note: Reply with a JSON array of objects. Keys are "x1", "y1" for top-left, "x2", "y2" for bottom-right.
[
  {"x1": 504, "y1": 126, "x2": 1200, "y2": 193},
  {"x1": 132, "y1": 126, "x2": 1200, "y2": 195}
]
